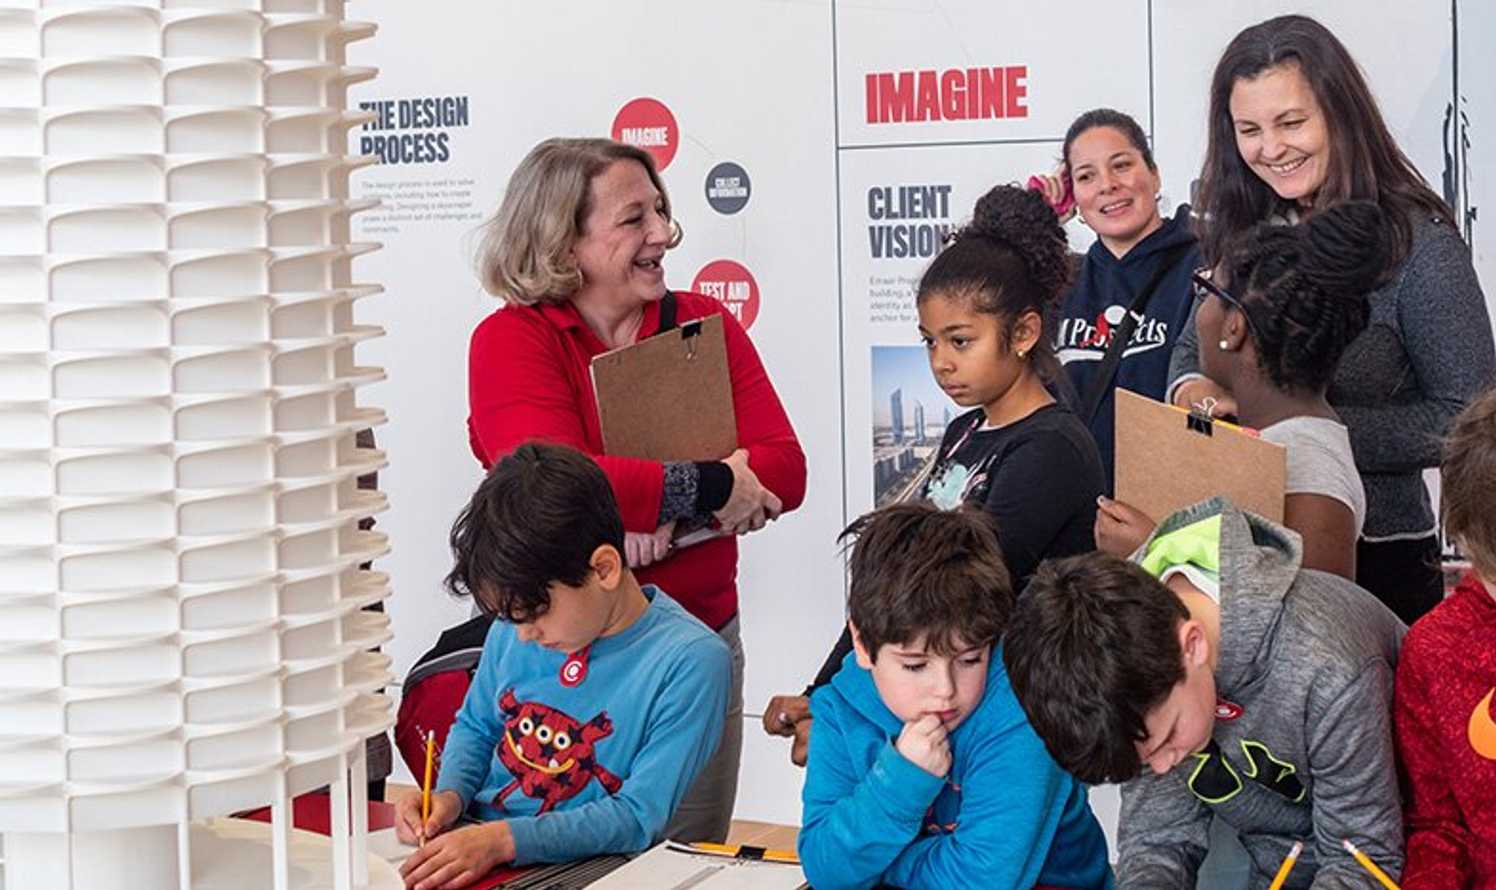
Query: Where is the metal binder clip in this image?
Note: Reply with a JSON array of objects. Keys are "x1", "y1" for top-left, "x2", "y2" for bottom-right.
[
  {"x1": 680, "y1": 318, "x2": 702, "y2": 360},
  {"x1": 1186, "y1": 407, "x2": 1214, "y2": 437}
]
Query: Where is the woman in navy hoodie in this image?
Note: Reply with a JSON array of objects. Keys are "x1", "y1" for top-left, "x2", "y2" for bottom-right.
[{"x1": 1036, "y1": 109, "x2": 1200, "y2": 491}]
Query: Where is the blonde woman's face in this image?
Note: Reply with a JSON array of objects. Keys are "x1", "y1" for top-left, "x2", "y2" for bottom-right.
[{"x1": 571, "y1": 160, "x2": 673, "y2": 308}]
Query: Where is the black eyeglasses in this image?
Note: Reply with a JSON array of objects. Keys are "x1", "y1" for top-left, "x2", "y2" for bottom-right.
[{"x1": 1191, "y1": 268, "x2": 1259, "y2": 337}]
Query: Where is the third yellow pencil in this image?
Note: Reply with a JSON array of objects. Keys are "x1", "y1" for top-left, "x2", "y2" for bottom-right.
[{"x1": 1342, "y1": 839, "x2": 1401, "y2": 890}]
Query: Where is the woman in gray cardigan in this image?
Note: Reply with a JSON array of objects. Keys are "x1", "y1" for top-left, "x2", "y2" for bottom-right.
[{"x1": 1167, "y1": 15, "x2": 1493, "y2": 625}]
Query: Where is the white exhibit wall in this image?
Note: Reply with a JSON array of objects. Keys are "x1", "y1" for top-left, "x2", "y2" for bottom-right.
[
  {"x1": 350, "y1": 0, "x2": 1490, "y2": 845},
  {"x1": 1457, "y1": 0, "x2": 1492, "y2": 293}
]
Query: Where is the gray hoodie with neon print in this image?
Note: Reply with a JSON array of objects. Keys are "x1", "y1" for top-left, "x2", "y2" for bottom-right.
[{"x1": 1116, "y1": 498, "x2": 1406, "y2": 890}]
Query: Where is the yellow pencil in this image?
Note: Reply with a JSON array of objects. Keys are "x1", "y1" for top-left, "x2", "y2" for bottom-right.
[
  {"x1": 420, "y1": 729, "x2": 435, "y2": 846},
  {"x1": 1268, "y1": 840, "x2": 1302, "y2": 890},
  {"x1": 1342, "y1": 839, "x2": 1401, "y2": 890},
  {"x1": 690, "y1": 841, "x2": 800, "y2": 865}
]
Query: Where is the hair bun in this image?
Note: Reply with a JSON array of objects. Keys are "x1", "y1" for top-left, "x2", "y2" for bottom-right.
[
  {"x1": 965, "y1": 184, "x2": 1071, "y2": 302},
  {"x1": 1300, "y1": 201, "x2": 1393, "y2": 298}
]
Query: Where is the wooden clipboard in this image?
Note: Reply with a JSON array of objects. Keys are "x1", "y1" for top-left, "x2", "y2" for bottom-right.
[
  {"x1": 1114, "y1": 388, "x2": 1286, "y2": 523},
  {"x1": 590, "y1": 313, "x2": 737, "y2": 462}
]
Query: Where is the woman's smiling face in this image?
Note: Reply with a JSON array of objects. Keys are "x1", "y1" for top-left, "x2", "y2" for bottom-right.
[
  {"x1": 1069, "y1": 124, "x2": 1162, "y2": 254},
  {"x1": 1229, "y1": 61, "x2": 1330, "y2": 205}
]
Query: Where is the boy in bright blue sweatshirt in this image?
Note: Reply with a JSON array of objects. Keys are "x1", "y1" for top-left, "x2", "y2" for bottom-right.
[
  {"x1": 800, "y1": 503, "x2": 1113, "y2": 890},
  {"x1": 395, "y1": 442, "x2": 730, "y2": 889}
]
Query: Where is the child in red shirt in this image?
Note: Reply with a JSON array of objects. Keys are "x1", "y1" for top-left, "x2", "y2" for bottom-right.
[{"x1": 1394, "y1": 387, "x2": 1496, "y2": 888}]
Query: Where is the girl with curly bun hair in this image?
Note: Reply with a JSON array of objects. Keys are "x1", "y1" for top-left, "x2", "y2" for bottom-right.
[
  {"x1": 1098, "y1": 202, "x2": 1392, "y2": 579},
  {"x1": 911, "y1": 183, "x2": 1105, "y2": 588}
]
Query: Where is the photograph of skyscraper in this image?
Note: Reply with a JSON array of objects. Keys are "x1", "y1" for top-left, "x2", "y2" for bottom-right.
[{"x1": 871, "y1": 346, "x2": 959, "y2": 505}]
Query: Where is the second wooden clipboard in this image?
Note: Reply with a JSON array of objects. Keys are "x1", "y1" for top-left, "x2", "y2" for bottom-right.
[
  {"x1": 590, "y1": 313, "x2": 738, "y2": 462},
  {"x1": 1114, "y1": 388, "x2": 1287, "y2": 523}
]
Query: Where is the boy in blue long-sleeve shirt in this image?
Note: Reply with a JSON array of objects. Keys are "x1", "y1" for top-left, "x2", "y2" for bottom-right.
[
  {"x1": 799, "y1": 503, "x2": 1113, "y2": 890},
  {"x1": 396, "y1": 443, "x2": 730, "y2": 890}
]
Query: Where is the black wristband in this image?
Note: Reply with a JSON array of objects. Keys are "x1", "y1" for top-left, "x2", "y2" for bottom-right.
[
  {"x1": 694, "y1": 461, "x2": 733, "y2": 514},
  {"x1": 658, "y1": 462, "x2": 699, "y2": 525}
]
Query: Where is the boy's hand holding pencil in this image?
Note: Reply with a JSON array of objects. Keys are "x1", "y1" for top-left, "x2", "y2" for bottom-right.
[{"x1": 395, "y1": 788, "x2": 462, "y2": 847}]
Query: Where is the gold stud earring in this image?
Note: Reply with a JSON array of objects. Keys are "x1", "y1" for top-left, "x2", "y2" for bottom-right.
[{"x1": 1017, "y1": 349, "x2": 1027, "y2": 359}]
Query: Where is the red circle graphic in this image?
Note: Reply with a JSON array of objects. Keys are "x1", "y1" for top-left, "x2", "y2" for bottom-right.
[
  {"x1": 691, "y1": 259, "x2": 761, "y2": 330},
  {"x1": 611, "y1": 97, "x2": 679, "y2": 171}
]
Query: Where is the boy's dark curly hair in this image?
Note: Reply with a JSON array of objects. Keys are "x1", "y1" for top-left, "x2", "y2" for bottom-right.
[
  {"x1": 1224, "y1": 201, "x2": 1393, "y2": 393},
  {"x1": 444, "y1": 441, "x2": 626, "y2": 622},
  {"x1": 917, "y1": 184, "x2": 1072, "y2": 380}
]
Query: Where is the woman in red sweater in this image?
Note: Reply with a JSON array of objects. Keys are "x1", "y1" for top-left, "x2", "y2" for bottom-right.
[{"x1": 466, "y1": 138, "x2": 806, "y2": 842}]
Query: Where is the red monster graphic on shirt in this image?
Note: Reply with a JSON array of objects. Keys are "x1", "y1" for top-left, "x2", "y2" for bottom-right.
[{"x1": 492, "y1": 689, "x2": 623, "y2": 814}]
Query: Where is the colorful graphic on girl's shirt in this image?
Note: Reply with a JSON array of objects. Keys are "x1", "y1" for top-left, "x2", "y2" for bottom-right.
[{"x1": 923, "y1": 418, "x2": 996, "y2": 509}]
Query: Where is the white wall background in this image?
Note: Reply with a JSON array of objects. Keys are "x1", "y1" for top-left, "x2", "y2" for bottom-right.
[{"x1": 347, "y1": 0, "x2": 1490, "y2": 852}]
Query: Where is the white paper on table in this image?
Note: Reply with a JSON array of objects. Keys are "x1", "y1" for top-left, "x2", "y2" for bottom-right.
[
  {"x1": 586, "y1": 841, "x2": 808, "y2": 890},
  {"x1": 365, "y1": 828, "x2": 419, "y2": 864}
]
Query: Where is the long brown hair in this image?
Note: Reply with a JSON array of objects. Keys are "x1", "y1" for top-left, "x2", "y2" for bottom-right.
[{"x1": 1196, "y1": 14, "x2": 1452, "y2": 266}]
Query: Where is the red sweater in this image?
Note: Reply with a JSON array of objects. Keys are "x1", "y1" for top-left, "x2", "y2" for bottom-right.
[
  {"x1": 467, "y1": 292, "x2": 806, "y2": 629},
  {"x1": 1395, "y1": 571, "x2": 1496, "y2": 889}
]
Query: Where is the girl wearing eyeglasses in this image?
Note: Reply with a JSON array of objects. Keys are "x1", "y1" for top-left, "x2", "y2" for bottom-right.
[
  {"x1": 1165, "y1": 15, "x2": 1493, "y2": 622},
  {"x1": 1097, "y1": 202, "x2": 1392, "y2": 580}
]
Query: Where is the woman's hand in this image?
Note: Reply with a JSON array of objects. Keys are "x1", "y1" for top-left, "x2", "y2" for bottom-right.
[
  {"x1": 1095, "y1": 496, "x2": 1157, "y2": 558},
  {"x1": 762, "y1": 694, "x2": 813, "y2": 767},
  {"x1": 1031, "y1": 163, "x2": 1077, "y2": 223},
  {"x1": 399, "y1": 820, "x2": 515, "y2": 890},
  {"x1": 1172, "y1": 377, "x2": 1239, "y2": 419},
  {"x1": 625, "y1": 520, "x2": 676, "y2": 568},
  {"x1": 715, "y1": 449, "x2": 783, "y2": 535},
  {"x1": 395, "y1": 788, "x2": 463, "y2": 846}
]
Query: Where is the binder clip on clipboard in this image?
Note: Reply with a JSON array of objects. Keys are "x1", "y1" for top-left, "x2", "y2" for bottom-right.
[
  {"x1": 1186, "y1": 396, "x2": 1228, "y2": 436},
  {"x1": 680, "y1": 317, "x2": 704, "y2": 359}
]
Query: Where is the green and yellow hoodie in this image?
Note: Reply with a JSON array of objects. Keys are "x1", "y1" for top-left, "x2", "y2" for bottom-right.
[{"x1": 1117, "y1": 498, "x2": 1406, "y2": 890}]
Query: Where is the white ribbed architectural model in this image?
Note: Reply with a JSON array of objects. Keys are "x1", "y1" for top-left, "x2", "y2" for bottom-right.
[{"x1": 0, "y1": 2, "x2": 397, "y2": 888}]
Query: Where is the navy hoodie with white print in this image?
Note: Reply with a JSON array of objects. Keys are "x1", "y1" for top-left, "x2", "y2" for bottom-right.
[{"x1": 1051, "y1": 207, "x2": 1199, "y2": 491}]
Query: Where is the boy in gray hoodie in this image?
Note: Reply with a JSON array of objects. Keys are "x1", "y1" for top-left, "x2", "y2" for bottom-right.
[{"x1": 1003, "y1": 497, "x2": 1405, "y2": 889}]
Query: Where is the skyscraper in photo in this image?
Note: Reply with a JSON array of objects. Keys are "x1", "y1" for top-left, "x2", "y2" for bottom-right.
[{"x1": 891, "y1": 387, "x2": 905, "y2": 443}]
